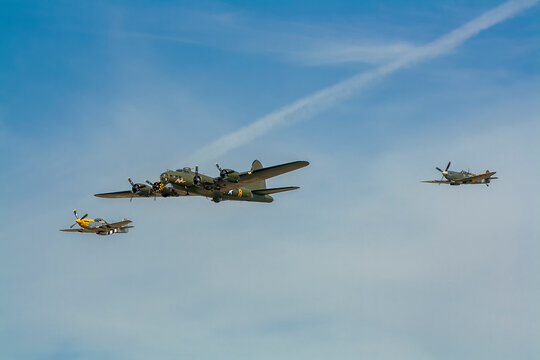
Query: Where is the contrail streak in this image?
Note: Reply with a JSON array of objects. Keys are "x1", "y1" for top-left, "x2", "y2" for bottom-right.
[{"x1": 191, "y1": 0, "x2": 538, "y2": 162}]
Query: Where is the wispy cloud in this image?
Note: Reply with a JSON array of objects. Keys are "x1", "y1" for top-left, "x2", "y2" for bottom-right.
[
  {"x1": 191, "y1": 0, "x2": 539, "y2": 162},
  {"x1": 286, "y1": 41, "x2": 419, "y2": 66},
  {"x1": 112, "y1": 10, "x2": 419, "y2": 66}
]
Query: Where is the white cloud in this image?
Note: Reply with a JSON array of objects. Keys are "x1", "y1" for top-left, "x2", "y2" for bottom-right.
[
  {"x1": 286, "y1": 42, "x2": 419, "y2": 66},
  {"x1": 190, "y1": 0, "x2": 539, "y2": 163}
]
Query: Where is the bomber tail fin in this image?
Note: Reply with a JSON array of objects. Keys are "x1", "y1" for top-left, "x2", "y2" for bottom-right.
[
  {"x1": 251, "y1": 160, "x2": 263, "y2": 171},
  {"x1": 244, "y1": 160, "x2": 266, "y2": 191}
]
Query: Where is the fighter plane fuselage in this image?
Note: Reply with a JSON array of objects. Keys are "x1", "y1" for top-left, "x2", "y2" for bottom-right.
[{"x1": 443, "y1": 170, "x2": 472, "y2": 182}]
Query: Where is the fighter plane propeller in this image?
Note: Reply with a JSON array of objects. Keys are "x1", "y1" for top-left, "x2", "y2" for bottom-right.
[
  {"x1": 435, "y1": 161, "x2": 451, "y2": 184},
  {"x1": 95, "y1": 159, "x2": 309, "y2": 203},
  {"x1": 70, "y1": 209, "x2": 88, "y2": 228},
  {"x1": 422, "y1": 161, "x2": 497, "y2": 186},
  {"x1": 435, "y1": 161, "x2": 451, "y2": 174}
]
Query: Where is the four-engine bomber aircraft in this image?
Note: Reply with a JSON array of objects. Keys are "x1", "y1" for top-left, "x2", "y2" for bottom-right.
[
  {"x1": 95, "y1": 160, "x2": 309, "y2": 203},
  {"x1": 422, "y1": 161, "x2": 498, "y2": 186},
  {"x1": 60, "y1": 210, "x2": 133, "y2": 235}
]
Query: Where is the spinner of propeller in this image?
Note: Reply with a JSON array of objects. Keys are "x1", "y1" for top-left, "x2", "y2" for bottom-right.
[{"x1": 435, "y1": 161, "x2": 451, "y2": 174}]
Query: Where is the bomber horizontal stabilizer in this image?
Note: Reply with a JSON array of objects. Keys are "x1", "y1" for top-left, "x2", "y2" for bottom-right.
[{"x1": 252, "y1": 186, "x2": 300, "y2": 195}]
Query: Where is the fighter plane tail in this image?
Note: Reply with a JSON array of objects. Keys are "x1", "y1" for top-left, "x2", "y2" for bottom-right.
[{"x1": 244, "y1": 160, "x2": 266, "y2": 191}]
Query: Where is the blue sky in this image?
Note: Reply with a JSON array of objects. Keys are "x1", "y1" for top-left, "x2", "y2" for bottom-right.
[{"x1": 1, "y1": 1, "x2": 539, "y2": 359}]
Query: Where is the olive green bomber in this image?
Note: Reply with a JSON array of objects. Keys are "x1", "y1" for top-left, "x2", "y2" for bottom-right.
[{"x1": 95, "y1": 160, "x2": 309, "y2": 204}]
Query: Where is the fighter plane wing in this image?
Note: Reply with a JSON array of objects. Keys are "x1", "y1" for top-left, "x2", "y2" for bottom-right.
[
  {"x1": 97, "y1": 220, "x2": 132, "y2": 230},
  {"x1": 421, "y1": 180, "x2": 450, "y2": 184},
  {"x1": 461, "y1": 171, "x2": 497, "y2": 184},
  {"x1": 94, "y1": 191, "x2": 163, "y2": 198},
  {"x1": 59, "y1": 228, "x2": 96, "y2": 233},
  {"x1": 238, "y1": 161, "x2": 309, "y2": 185}
]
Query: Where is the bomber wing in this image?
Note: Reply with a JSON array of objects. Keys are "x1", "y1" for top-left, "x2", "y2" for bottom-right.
[
  {"x1": 94, "y1": 191, "x2": 163, "y2": 199},
  {"x1": 238, "y1": 161, "x2": 309, "y2": 185}
]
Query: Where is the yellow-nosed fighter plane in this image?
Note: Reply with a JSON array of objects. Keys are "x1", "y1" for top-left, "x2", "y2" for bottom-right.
[{"x1": 60, "y1": 210, "x2": 133, "y2": 235}]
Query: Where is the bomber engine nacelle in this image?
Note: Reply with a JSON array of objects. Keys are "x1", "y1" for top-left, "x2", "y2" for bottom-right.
[
  {"x1": 216, "y1": 163, "x2": 240, "y2": 182},
  {"x1": 128, "y1": 178, "x2": 153, "y2": 196},
  {"x1": 222, "y1": 170, "x2": 239, "y2": 182},
  {"x1": 160, "y1": 183, "x2": 178, "y2": 197},
  {"x1": 227, "y1": 188, "x2": 252, "y2": 198}
]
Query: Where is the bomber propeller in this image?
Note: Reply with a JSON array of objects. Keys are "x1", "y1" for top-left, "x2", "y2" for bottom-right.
[
  {"x1": 194, "y1": 165, "x2": 202, "y2": 185},
  {"x1": 215, "y1": 162, "x2": 238, "y2": 181},
  {"x1": 128, "y1": 177, "x2": 146, "y2": 194},
  {"x1": 215, "y1": 162, "x2": 227, "y2": 178},
  {"x1": 145, "y1": 179, "x2": 163, "y2": 192}
]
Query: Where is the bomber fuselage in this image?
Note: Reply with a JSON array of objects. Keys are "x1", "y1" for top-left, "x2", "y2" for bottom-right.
[{"x1": 150, "y1": 167, "x2": 272, "y2": 202}]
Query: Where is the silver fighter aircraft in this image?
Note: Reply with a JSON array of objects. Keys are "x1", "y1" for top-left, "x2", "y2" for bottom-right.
[{"x1": 422, "y1": 161, "x2": 498, "y2": 186}]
